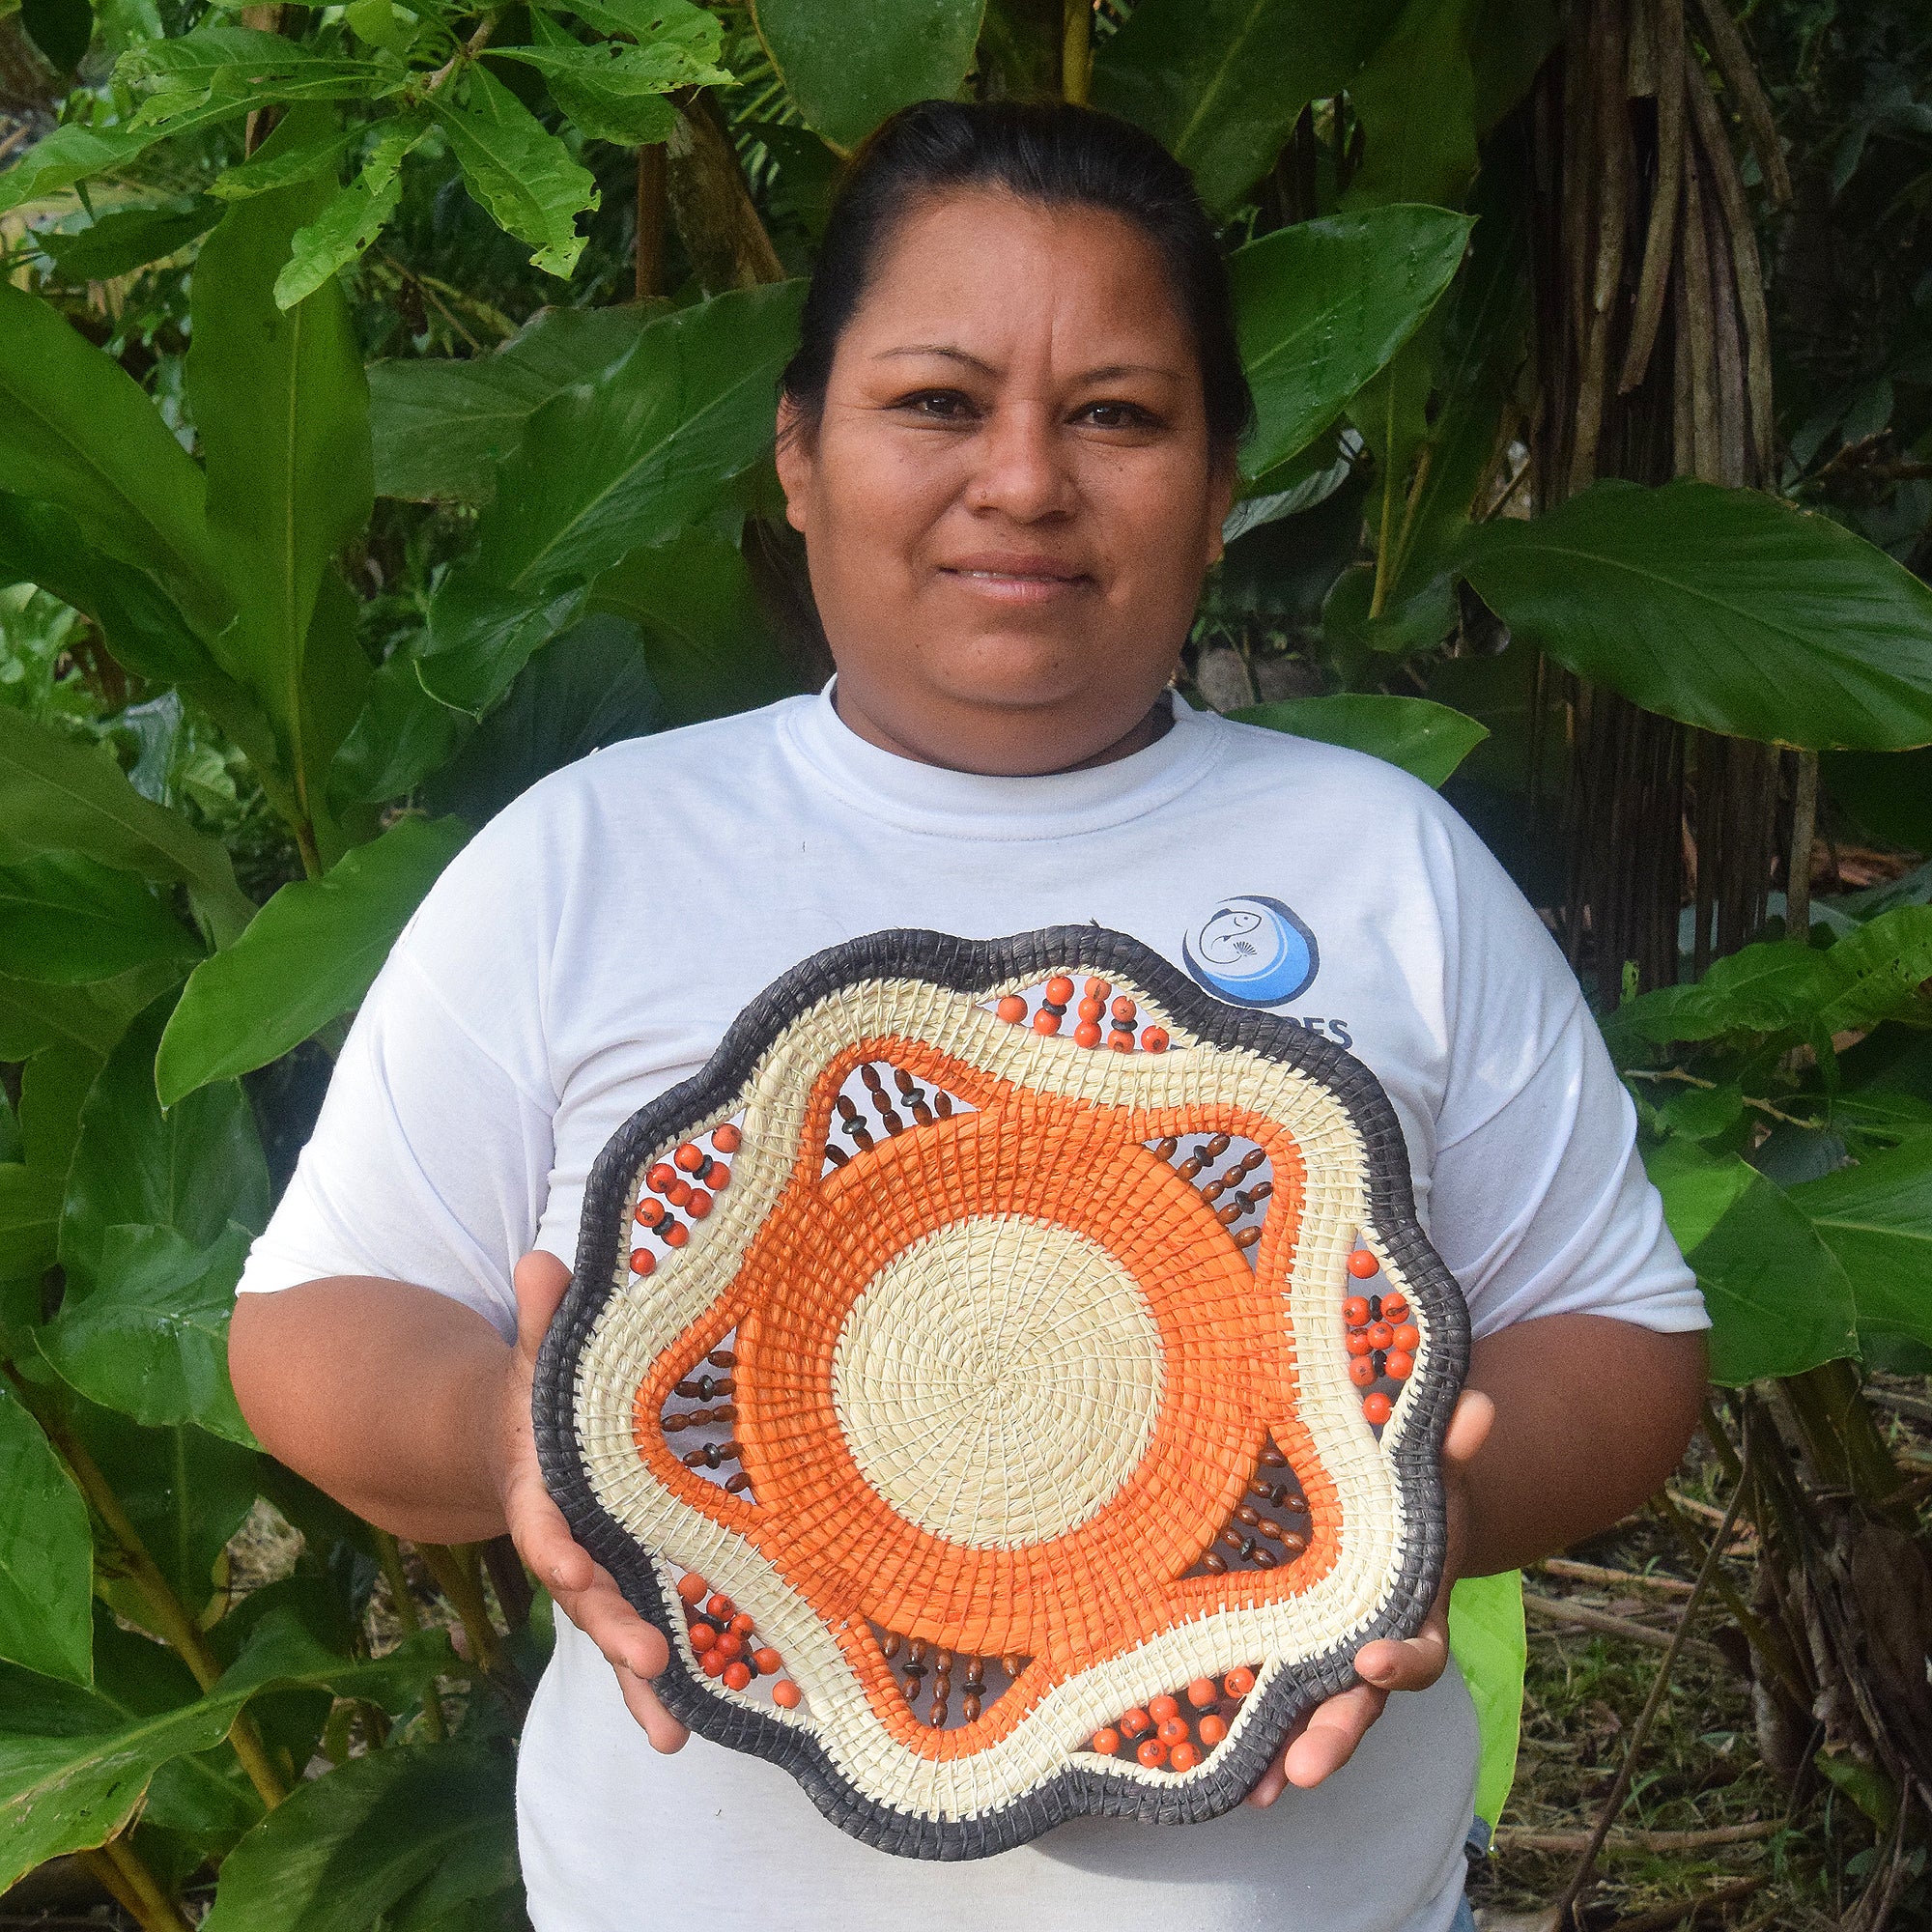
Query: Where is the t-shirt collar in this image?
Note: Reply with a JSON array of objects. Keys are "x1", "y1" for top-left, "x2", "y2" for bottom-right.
[{"x1": 782, "y1": 680, "x2": 1224, "y2": 840}]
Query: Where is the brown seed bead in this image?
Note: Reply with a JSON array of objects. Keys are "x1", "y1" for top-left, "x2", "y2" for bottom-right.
[
  {"x1": 861, "y1": 1065, "x2": 883, "y2": 1091},
  {"x1": 1201, "y1": 1551, "x2": 1228, "y2": 1574},
  {"x1": 908, "y1": 1639, "x2": 929, "y2": 1668},
  {"x1": 685, "y1": 1407, "x2": 712, "y2": 1427},
  {"x1": 849, "y1": 1125, "x2": 874, "y2": 1151},
  {"x1": 1278, "y1": 1529, "x2": 1308, "y2": 1554},
  {"x1": 911, "y1": 1102, "x2": 933, "y2": 1126},
  {"x1": 963, "y1": 1660, "x2": 984, "y2": 1690},
  {"x1": 932, "y1": 1672, "x2": 952, "y2": 1699},
  {"x1": 1259, "y1": 1444, "x2": 1287, "y2": 1467},
  {"x1": 895, "y1": 1068, "x2": 916, "y2": 1095},
  {"x1": 961, "y1": 1693, "x2": 981, "y2": 1721},
  {"x1": 682, "y1": 1448, "x2": 711, "y2": 1469},
  {"x1": 1206, "y1": 1134, "x2": 1232, "y2": 1158},
  {"x1": 881, "y1": 1633, "x2": 902, "y2": 1660},
  {"x1": 1235, "y1": 1226, "x2": 1262, "y2": 1248},
  {"x1": 1201, "y1": 1180, "x2": 1225, "y2": 1204},
  {"x1": 724, "y1": 1471, "x2": 753, "y2": 1493},
  {"x1": 878, "y1": 1108, "x2": 904, "y2": 1135},
  {"x1": 928, "y1": 1700, "x2": 949, "y2": 1727},
  {"x1": 1241, "y1": 1148, "x2": 1267, "y2": 1174},
  {"x1": 1235, "y1": 1504, "x2": 1260, "y2": 1527},
  {"x1": 719, "y1": 1440, "x2": 742, "y2": 1463},
  {"x1": 824, "y1": 1144, "x2": 849, "y2": 1168},
  {"x1": 836, "y1": 1095, "x2": 858, "y2": 1122},
  {"x1": 664, "y1": 1413, "x2": 689, "y2": 1433},
  {"x1": 1217, "y1": 1204, "x2": 1242, "y2": 1225},
  {"x1": 713, "y1": 1403, "x2": 737, "y2": 1424},
  {"x1": 1001, "y1": 1654, "x2": 1025, "y2": 1678},
  {"x1": 934, "y1": 1648, "x2": 953, "y2": 1671},
  {"x1": 1152, "y1": 1137, "x2": 1178, "y2": 1161},
  {"x1": 933, "y1": 1092, "x2": 953, "y2": 1119},
  {"x1": 1258, "y1": 1518, "x2": 1287, "y2": 1542},
  {"x1": 1177, "y1": 1156, "x2": 1204, "y2": 1180}
]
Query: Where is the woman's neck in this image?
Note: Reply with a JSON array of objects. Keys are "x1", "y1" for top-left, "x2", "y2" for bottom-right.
[{"x1": 829, "y1": 685, "x2": 1176, "y2": 777}]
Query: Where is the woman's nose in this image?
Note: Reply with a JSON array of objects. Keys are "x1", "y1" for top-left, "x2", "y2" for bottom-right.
[{"x1": 963, "y1": 404, "x2": 1077, "y2": 522}]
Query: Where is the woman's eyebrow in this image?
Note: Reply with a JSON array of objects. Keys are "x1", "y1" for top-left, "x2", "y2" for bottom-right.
[{"x1": 876, "y1": 344, "x2": 1180, "y2": 382}]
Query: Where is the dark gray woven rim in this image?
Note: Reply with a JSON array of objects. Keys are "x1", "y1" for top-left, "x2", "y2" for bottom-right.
[{"x1": 534, "y1": 925, "x2": 1469, "y2": 1860}]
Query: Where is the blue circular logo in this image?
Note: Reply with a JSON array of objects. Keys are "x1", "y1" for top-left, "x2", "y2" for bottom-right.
[{"x1": 1182, "y1": 895, "x2": 1319, "y2": 1008}]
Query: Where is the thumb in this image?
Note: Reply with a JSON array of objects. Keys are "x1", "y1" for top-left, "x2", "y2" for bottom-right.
[
  {"x1": 1442, "y1": 1386, "x2": 1494, "y2": 1469},
  {"x1": 514, "y1": 1249, "x2": 573, "y2": 1360}
]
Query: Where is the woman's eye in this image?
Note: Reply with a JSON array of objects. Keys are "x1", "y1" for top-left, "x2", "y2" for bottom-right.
[
  {"x1": 897, "y1": 390, "x2": 976, "y2": 421},
  {"x1": 1080, "y1": 401, "x2": 1158, "y2": 431}
]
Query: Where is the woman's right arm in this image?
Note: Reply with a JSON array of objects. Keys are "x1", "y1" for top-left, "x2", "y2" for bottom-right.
[{"x1": 230, "y1": 1253, "x2": 690, "y2": 1751}]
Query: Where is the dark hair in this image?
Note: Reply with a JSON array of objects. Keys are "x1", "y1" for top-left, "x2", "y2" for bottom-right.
[{"x1": 780, "y1": 99, "x2": 1254, "y2": 454}]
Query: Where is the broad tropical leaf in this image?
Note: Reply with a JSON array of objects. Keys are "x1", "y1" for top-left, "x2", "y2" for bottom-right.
[
  {"x1": 369, "y1": 304, "x2": 657, "y2": 504},
  {"x1": 0, "y1": 285, "x2": 227, "y2": 631},
  {"x1": 1343, "y1": 0, "x2": 1480, "y2": 210},
  {"x1": 1094, "y1": 0, "x2": 1408, "y2": 213},
  {"x1": 202, "y1": 1737, "x2": 519, "y2": 1932},
  {"x1": 156, "y1": 816, "x2": 469, "y2": 1105},
  {"x1": 116, "y1": 24, "x2": 387, "y2": 123},
  {"x1": 0, "y1": 1163, "x2": 63, "y2": 1279},
  {"x1": 1447, "y1": 1570, "x2": 1523, "y2": 1833},
  {"x1": 0, "y1": 1380, "x2": 94, "y2": 1687},
  {"x1": 1231, "y1": 207, "x2": 1471, "y2": 479},
  {"x1": 0, "y1": 1611, "x2": 454, "y2": 1894},
  {"x1": 273, "y1": 117, "x2": 429, "y2": 310},
  {"x1": 750, "y1": 0, "x2": 984, "y2": 151},
  {"x1": 0, "y1": 98, "x2": 255, "y2": 220},
  {"x1": 60, "y1": 997, "x2": 270, "y2": 1299},
  {"x1": 0, "y1": 709, "x2": 251, "y2": 941},
  {"x1": 1230, "y1": 695, "x2": 1489, "y2": 787},
  {"x1": 1456, "y1": 480, "x2": 1932, "y2": 750},
  {"x1": 0, "y1": 855, "x2": 199, "y2": 985},
  {"x1": 40, "y1": 1222, "x2": 257, "y2": 1445},
  {"x1": 1789, "y1": 1145, "x2": 1932, "y2": 1355},
  {"x1": 35, "y1": 198, "x2": 223, "y2": 281}
]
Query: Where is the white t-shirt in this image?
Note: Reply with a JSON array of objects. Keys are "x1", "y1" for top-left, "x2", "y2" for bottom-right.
[{"x1": 241, "y1": 687, "x2": 1704, "y2": 1932}]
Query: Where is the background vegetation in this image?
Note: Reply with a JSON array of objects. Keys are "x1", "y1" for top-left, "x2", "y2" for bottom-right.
[{"x1": 0, "y1": 0, "x2": 1928, "y2": 1926}]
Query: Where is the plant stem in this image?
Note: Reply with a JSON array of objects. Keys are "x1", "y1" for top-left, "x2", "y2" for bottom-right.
[
  {"x1": 1551, "y1": 1449, "x2": 1750, "y2": 1928},
  {"x1": 1786, "y1": 750, "x2": 1818, "y2": 940},
  {"x1": 374, "y1": 1529, "x2": 447, "y2": 1741},
  {"x1": 5, "y1": 1369, "x2": 289, "y2": 1810},
  {"x1": 417, "y1": 1540, "x2": 507, "y2": 1679},
  {"x1": 422, "y1": 10, "x2": 499, "y2": 94},
  {"x1": 95, "y1": 1836, "x2": 193, "y2": 1932},
  {"x1": 635, "y1": 141, "x2": 667, "y2": 301},
  {"x1": 1061, "y1": 0, "x2": 1092, "y2": 103}
]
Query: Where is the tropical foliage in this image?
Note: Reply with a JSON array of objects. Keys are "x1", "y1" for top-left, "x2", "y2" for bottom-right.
[{"x1": 0, "y1": 0, "x2": 1928, "y2": 1924}]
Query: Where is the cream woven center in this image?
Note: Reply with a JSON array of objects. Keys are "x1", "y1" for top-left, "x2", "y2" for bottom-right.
[{"x1": 830, "y1": 1215, "x2": 1164, "y2": 1549}]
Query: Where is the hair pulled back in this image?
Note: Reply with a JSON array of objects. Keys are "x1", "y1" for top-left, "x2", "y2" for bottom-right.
[{"x1": 780, "y1": 99, "x2": 1254, "y2": 455}]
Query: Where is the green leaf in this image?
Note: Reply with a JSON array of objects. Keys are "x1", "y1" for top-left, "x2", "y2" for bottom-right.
[
  {"x1": 424, "y1": 613, "x2": 664, "y2": 825},
  {"x1": 23, "y1": 0, "x2": 95, "y2": 73},
  {"x1": 207, "y1": 125, "x2": 360, "y2": 200},
  {"x1": 327, "y1": 650, "x2": 474, "y2": 807},
  {"x1": 1231, "y1": 207, "x2": 1472, "y2": 479},
  {"x1": 272, "y1": 118, "x2": 427, "y2": 310},
  {"x1": 750, "y1": 0, "x2": 983, "y2": 151},
  {"x1": 156, "y1": 816, "x2": 469, "y2": 1105},
  {"x1": 202, "y1": 1737, "x2": 518, "y2": 1932},
  {"x1": 0, "y1": 1162, "x2": 63, "y2": 1279},
  {"x1": 0, "y1": 968, "x2": 175, "y2": 1063},
  {"x1": 117, "y1": 25, "x2": 386, "y2": 124},
  {"x1": 36, "y1": 197, "x2": 222, "y2": 281},
  {"x1": 509, "y1": 12, "x2": 682, "y2": 144},
  {"x1": 416, "y1": 581, "x2": 586, "y2": 720},
  {"x1": 41, "y1": 1222, "x2": 256, "y2": 1444},
  {"x1": 0, "y1": 708, "x2": 251, "y2": 937},
  {"x1": 0, "y1": 1379, "x2": 94, "y2": 1687},
  {"x1": 0, "y1": 854, "x2": 199, "y2": 984},
  {"x1": 1643, "y1": 1136, "x2": 1759, "y2": 1256},
  {"x1": 1229, "y1": 694, "x2": 1488, "y2": 788},
  {"x1": 584, "y1": 528, "x2": 801, "y2": 725},
  {"x1": 188, "y1": 107, "x2": 375, "y2": 847},
  {"x1": 1689, "y1": 1173, "x2": 1859, "y2": 1384},
  {"x1": 466, "y1": 281, "x2": 805, "y2": 593},
  {"x1": 1822, "y1": 748, "x2": 1932, "y2": 855},
  {"x1": 1447, "y1": 1570, "x2": 1523, "y2": 1833},
  {"x1": 435, "y1": 64, "x2": 600, "y2": 280},
  {"x1": 0, "y1": 283, "x2": 227, "y2": 631},
  {"x1": 60, "y1": 994, "x2": 270, "y2": 1298},
  {"x1": 345, "y1": 0, "x2": 419, "y2": 56},
  {"x1": 369, "y1": 303, "x2": 656, "y2": 504},
  {"x1": 1811, "y1": 906, "x2": 1932, "y2": 1037},
  {"x1": 1789, "y1": 1144, "x2": 1932, "y2": 1353},
  {"x1": 0, "y1": 99, "x2": 261, "y2": 219},
  {"x1": 1094, "y1": 0, "x2": 1408, "y2": 213},
  {"x1": 0, "y1": 1610, "x2": 454, "y2": 1894},
  {"x1": 1456, "y1": 480, "x2": 1932, "y2": 751},
  {"x1": 1342, "y1": 0, "x2": 1479, "y2": 211},
  {"x1": 490, "y1": 11, "x2": 726, "y2": 96}
]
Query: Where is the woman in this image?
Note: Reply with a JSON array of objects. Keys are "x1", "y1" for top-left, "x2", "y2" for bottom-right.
[{"x1": 231, "y1": 100, "x2": 1707, "y2": 1932}]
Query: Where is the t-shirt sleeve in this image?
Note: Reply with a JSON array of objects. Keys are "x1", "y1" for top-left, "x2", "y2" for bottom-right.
[
  {"x1": 1422, "y1": 812, "x2": 1707, "y2": 1343},
  {"x1": 235, "y1": 826, "x2": 560, "y2": 1345}
]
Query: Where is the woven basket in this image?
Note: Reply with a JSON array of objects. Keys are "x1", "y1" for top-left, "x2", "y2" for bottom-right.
[{"x1": 534, "y1": 927, "x2": 1467, "y2": 1858}]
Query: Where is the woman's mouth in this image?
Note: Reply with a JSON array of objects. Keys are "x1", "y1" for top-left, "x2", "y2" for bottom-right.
[{"x1": 937, "y1": 555, "x2": 1095, "y2": 606}]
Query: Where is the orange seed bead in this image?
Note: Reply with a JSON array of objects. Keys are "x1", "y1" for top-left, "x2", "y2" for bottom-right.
[
  {"x1": 1170, "y1": 1741, "x2": 1201, "y2": 1772},
  {"x1": 1111, "y1": 996, "x2": 1136, "y2": 1021},
  {"x1": 1148, "y1": 1693, "x2": 1179, "y2": 1722},
  {"x1": 997, "y1": 994, "x2": 1029, "y2": 1024},
  {"x1": 1140, "y1": 1026, "x2": 1169, "y2": 1052},
  {"x1": 1077, "y1": 996, "x2": 1104, "y2": 1022},
  {"x1": 674, "y1": 1143, "x2": 705, "y2": 1173},
  {"x1": 1091, "y1": 1727, "x2": 1121, "y2": 1755},
  {"x1": 728, "y1": 1611, "x2": 754, "y2": 1635},
  {"x1": 1031, "y1": 1009, "x2": 1062, "y2": 1036},
  {"x1": 686, "y1": 1190, "x2": 713, "y2": 1219},
  {"x1": 663, "y1": 1221, "x2": 689, "y2": 1247},
  {"x1": 753, "y1": 1647, "x2": 782, "y2": 1674},
  {"x1": 706, "y1": 1594, "x2": 735, "y2": 1620},
  {"x1": 1393, "y1": 1322, "x2": 1421, "y2": 1353},
  {"x1": 1366, "y1": 1321, "x2": 1394, "y2": 1350},
  {"x1": 699, "y1": 1648, "x2": 726, "y2": 1677},
  {"x1": 1346, "y1": 1330, "x2": 1374, "y2": 1356},
  {"x1": 628, "y1": 1248, "x2": 655, "y2": 1276},
  {"x1": 688, "y1": 1623, "x2": 717, "y2": 1652},
  {"x1": 1044, "y1": 976, "x2": 1074, "y2": 1006},
  {"x1": 1349, "y1": 1357, "x2": 1377, "y2": 1388},
  {"x1": 1085, "y1": 977, "x2": 1111, "y2": 1001},
  {"x1": 1136, "y1": 1739, "x2": 1168, "y2": 1769},
  {"x1": 711, "y1": 1122, "x2": 742, "y2": 1153},
  {"x1": 1347, "y1": 1248, "x2": 1380, "y2": 1278},
  {"x1": 1120, "y1": 1707, "x2": 1151, "y2": 1737},
  {"x1": 1363, "y1": 1392, "x2": 1394, "y2": 1426},
  {"x1": 722, "y1": 1661, "x2": 752, "y2": 1690},
  {"x1": 1224, "y1": 1666, "x2": 1256, "y2": 1697},
  {"x1": 1156, "y1": 1718, "x2": 1188, "y2": 1746},
  {"x1": 1384, "y1": 1350, "x2": 1415, "y2": 1380},
  {"x1": 1074, "y1": 1021, "x2": 1103, "y2": 1048},
  {"x1": 676, "y1": 1574, "x2": 708, "y2": 1604},
  {"x1": 1197, "y1": 1713, "x2": 1228, "y2": 1746},
  {"x1": 1342, "y1": 1295, "x2": 1371, "y2": 1326},
  {"x1": 771, "y1": 1679, "x2": 801, "y2": 1709},
  {"x1": 1186, "y1": 1678, "x2": 1217, "y2": 1710}
]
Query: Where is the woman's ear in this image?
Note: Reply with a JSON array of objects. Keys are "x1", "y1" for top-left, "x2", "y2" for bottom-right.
[
  {"x1": 775, "y1": 394, "x2": 812, "y2": 536},
  {"x1": 1205, "y1": 451, "x2": 1238, "y2": 568}
]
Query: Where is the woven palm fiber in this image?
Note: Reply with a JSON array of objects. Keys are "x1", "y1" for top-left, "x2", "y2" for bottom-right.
[{"x1": 534, "y1": 927, "x2": 1467, "y2": 1859}]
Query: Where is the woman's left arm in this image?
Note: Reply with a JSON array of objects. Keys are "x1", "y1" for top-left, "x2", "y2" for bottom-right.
[{"x1": 1248, "y1": 1312, "x2": 1705, "y2": 1804}]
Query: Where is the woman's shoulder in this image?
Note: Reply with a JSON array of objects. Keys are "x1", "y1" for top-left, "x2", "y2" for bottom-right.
[{"x1": 1194, "y1": 706, "x2": 1469, "y2": 825}]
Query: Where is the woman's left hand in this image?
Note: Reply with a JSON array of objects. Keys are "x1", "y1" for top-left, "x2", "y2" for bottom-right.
[{"x1": 1245, "y1": 1388, "x2": 1494, "y2": 1805}]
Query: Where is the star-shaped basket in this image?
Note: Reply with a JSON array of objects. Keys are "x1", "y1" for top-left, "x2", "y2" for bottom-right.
[{"x1": 534, "y1": 927, "x2": 1467, "y2": 1858}]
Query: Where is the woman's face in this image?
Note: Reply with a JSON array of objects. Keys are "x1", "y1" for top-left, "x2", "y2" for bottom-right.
[{"x1": 776, "y1": 189, "x2": 1235, "y2": 775}]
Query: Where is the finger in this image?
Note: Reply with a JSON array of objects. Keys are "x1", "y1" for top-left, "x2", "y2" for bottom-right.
[
  {"x1": 1353, "y1": 1624, "x2": 1449, "y2": 1694},
  {"x1": 611, "y1": 1658, "x2": 691, "y2": 1753},
  {"x1": 504, "y1": 1462, "x2": 597, "y2": 1596},
  {"x1": 1280, "y1": 1683, "x2": 1385, "y2": 1788},
  {"x1": 513, "y1": 1249, "x2": 573, "y2": 1360},
  {"x1": 1442, "y1": 1386, "x2": 1495, "y2": 1469},
  {"x1": 554, "y1": 1573, "x2": 671, "y2": 1678}
]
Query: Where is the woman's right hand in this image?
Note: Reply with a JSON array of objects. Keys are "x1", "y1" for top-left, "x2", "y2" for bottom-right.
[{"x1": 497, "y1": 1250, "x2": 690, "y2": 1753}]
